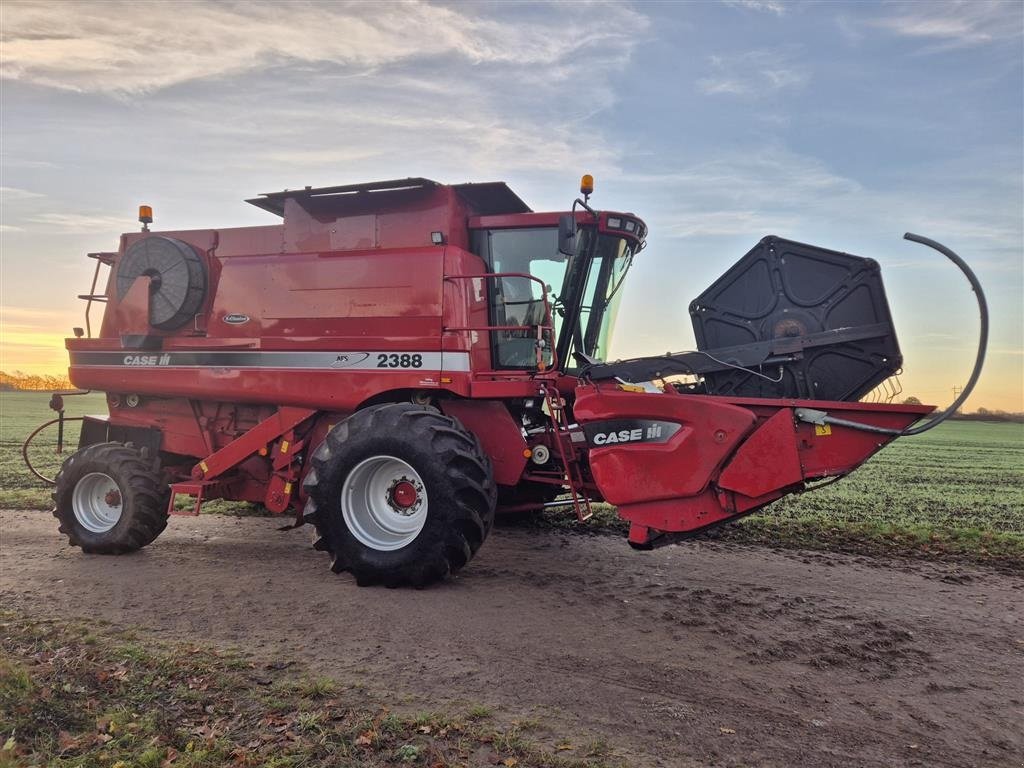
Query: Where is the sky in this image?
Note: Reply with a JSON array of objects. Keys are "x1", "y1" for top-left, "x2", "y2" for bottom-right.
[{"x1": 1, "y1": 0, "x2": 1021, "y2": 411}]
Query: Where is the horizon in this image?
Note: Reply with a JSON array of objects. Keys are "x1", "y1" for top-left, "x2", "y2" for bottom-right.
[{"x1": 1, "y1": 1, "x2": 1021, "y2": 411}]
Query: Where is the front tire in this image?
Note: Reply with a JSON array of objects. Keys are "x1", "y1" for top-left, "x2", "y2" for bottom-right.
[
  {"x1": 303, "y1": 403, "x2": 496, "y2": 587},
  {"x1": 52, "y1": 442, "x2": 170, "y2": 554}
]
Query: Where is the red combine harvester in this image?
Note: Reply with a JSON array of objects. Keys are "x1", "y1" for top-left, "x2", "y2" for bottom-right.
[{"x1": 35, "y1": 176, "x2": 987, "y2": 586}]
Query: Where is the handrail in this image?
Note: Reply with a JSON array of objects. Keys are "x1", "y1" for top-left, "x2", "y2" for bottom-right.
[
  {"x1": 443, "y1": 272, "x2": 558, "y2": 371},
  {"x1": 81, "y1": 252, "x2": 115, "y2": 337}
]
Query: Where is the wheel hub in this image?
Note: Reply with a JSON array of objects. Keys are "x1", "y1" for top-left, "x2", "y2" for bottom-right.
[
  {"x1": 341, "y1": 456, "x2": 429, "y2": 551},
  {"x1": 72, "y1": 472, "x2": 124, "y2": 533},
  {"x1": 389, "y1": 479, "x2": 419, "y2": 512}
]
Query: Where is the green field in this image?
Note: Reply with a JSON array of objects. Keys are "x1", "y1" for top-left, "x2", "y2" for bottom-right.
[
  {"x1": 1, "y1": 391, "x2": 110, "y2": 509},
  {"x1": 2, "y1": 390, "x2": 1022, "y2": 560}
]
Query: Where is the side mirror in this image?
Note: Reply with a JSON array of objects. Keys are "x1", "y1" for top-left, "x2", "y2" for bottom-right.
[{"x1": 558, "y1": 214, "x2": 576, "y2": 256}]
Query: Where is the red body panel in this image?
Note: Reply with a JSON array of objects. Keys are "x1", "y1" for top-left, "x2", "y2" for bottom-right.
[
  {"x1": 579, "y1": 390, "x2": 757, "y2": 504},
  {"x1": 573, "y1": 384, "x2": 934, "y2": 545},
  {"x1": 439, "y1": 400, "x2": 528, "y2": 486}
]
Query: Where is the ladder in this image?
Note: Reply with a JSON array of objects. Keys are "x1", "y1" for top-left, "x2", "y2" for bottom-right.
[{"x1": 542, "y1": 387, "x2": 592, "y2": 522}]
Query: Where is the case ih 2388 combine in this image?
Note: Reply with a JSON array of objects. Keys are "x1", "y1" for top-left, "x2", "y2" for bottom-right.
[{"x1": 37, "y1": 176, "x2": 986, "y2": 586}]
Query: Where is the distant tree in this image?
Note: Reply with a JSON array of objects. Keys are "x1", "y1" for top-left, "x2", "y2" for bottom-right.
[
  {"x1": 902, "y1": 396, "x2": 922, "y2": 405},
  {"x1": 0, "y1": 370, "x2": 72, "y2": 391}
]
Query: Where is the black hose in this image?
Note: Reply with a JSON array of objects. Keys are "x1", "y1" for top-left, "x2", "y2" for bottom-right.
[
  {"x1": 900, "y1": 233, "x2": 988, "y2": 436},
  {"x1": 22, "y1": 416, "x2": 85, "y2": 485}
]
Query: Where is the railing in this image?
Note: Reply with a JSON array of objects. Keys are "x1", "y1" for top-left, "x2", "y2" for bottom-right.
[
  {"x1": 443, "y1": 272, "x2": 558, "y2": 372},
  {"x1": 78, "y1": 252, "x2": 116, "y2": 337}
]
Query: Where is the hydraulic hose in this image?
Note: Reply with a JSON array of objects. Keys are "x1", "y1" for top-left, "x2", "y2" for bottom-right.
[
  {"x1": 22, "y1": 416, "x2": 85, "y2": 484},
  {"x1": 794, "y1": 234, "x2": 988, "y2": 439},
  {"x1": 899, "y1": 233, "x2": 988, "y2": 435}
]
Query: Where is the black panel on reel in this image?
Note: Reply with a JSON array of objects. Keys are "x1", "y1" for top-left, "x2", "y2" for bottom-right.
[
  {"x1": 689, "y1": 236, "x2": 902, "y2": 401},
  {"x1": 116, "y1": 237, "x2": 207, "y2": 330}
]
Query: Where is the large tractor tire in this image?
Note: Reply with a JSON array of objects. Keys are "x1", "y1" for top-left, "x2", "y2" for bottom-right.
[
  {"x1": 52, "y1": 442, "x2": 170, "y2": 554},
  {"x1": 303, "y1": 403, "x2": 496, "y2": 587}
]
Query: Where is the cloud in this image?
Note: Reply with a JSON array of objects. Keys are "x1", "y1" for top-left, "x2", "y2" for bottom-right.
[
  {"x1": 866, "y1": 1, "x2": 1023, "y2": 49},
  {"x1": 1, "y1": 1, "x2": 649, "y2": 95},
  {"x1": 723, "y1": 0, "x2": 786, "y2": 16},
  {"x1": 0, "y1": 187, "x2": 45, "y2": 200},
  {"x1": 27, "y1": 212, "x2": 134, "y2": 233},
  {"x1": 698, "y1": 50, "x2": 808, "y2": 97},
  {"x1": 623, "y1": 146, "x2": 1022, "y2": 277},
  {"x1": 627, "y1": 149, "x2": 861, "y2": 207},
  {"x1": 662, "y1": 210, "x2": 802, "y2": 237},
  {"x1": 0, "y1": 306, "x2": 71, "y2": 322}
]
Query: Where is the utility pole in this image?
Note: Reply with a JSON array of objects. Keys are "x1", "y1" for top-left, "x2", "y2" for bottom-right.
[{"x1": 952, "y1": 385, "x2": 963, "y2": 413}]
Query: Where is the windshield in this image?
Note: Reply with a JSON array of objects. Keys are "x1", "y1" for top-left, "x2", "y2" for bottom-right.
[
  {"x1": 476, "y1": 225, "x2": 635, "y2": 371},
  {"x1": 572, "y1": 230, "x2": 632, "y2": 365}
]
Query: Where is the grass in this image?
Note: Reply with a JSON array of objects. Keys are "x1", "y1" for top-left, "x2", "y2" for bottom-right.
[
  {"x1": 3, "y1": 389, "x2": 1022, "y2": 564},
  {"x1": 0, "y1": 390, "x2": 109, "y2": 509},
  {"x1": 0, "y1": 611, "x2": 624, "y2": 768}
]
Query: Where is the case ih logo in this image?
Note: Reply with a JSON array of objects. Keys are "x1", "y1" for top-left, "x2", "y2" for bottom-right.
[
  {"x1": 123, "y1": 354, "x2": 171, "y2": 366},
  {"x1": 583, "y1": 419, "x2": 681, "y2": 446}
]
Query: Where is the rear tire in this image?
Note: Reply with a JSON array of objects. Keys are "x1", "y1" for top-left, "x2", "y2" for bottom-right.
[
  {"x1": 303, "y1": 403, "x2": 496, "y2": 587},
  {"x1": 53, "y1": 442, "x2": 170, "y2": 554}
]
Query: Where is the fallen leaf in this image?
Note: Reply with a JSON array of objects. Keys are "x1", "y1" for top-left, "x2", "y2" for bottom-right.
[
  {"x1": 557, "y1": 743, "x2": 575, "y2": 751},
  {"x1": 57, "y1": 731, "x2": 77, "y2": 751},
  {"x1": 355, "y1": 731, "x2": 375, "y2": 747},
  {"x1": 719, "y1": 727, "x2": 736, "y2": 735},
  {"x1": 417, "y1": 725, "x2": 432, "y2": 734},
  {"x1": 2, "y1": 736, "x2": 15, "y2": 752},
  {"x1": 503, "y1": 759, "x2": 519, "y2": 767}
]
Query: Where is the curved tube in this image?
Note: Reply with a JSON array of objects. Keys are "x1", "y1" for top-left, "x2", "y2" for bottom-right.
[
  {"x1": 900, "y1": 233, "x2": 989, "y2": 435},
  {"x1": 21, "y1": 416, "x2": 85, "y2": 485}
]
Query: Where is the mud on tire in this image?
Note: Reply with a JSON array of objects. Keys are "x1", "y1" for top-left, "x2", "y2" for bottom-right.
[
  {"x1": 303, "y1": 403, "x2": 496, "y2": 587},
  {"x1": 52, "y1": 442, "x2": 170, "y2": 554}
]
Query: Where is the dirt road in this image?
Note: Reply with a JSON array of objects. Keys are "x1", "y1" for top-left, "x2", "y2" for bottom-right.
[{"x1": 1, "y1": 509, "x2": 1021, "y2": 767}]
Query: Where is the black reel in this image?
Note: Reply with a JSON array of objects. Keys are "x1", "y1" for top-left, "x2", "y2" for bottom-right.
[
  {"x1": 689, "y1": 236, "x2": 902, "y2": 401},
  {"x1": 116, "y1": 236, "x2": 207, "y2": 330}
]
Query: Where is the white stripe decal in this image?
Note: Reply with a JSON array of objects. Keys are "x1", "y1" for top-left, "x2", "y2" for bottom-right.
[{"x1": 70, "y1": 350, "x2": 471, "y2": 372}]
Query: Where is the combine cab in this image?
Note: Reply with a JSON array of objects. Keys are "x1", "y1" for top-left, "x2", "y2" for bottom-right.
[{"x1": 33, "y1": 176, "x2": 985, "y2": 584}]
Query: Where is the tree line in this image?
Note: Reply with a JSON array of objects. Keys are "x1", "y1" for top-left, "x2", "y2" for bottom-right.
[{"x1": 0, "y1": 370, "x2": 73, "y2": 391}]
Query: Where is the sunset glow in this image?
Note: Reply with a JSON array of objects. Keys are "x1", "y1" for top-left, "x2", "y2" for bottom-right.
[{"x1": 1, "y1": 1, "x2": 1021, "y2": 410}]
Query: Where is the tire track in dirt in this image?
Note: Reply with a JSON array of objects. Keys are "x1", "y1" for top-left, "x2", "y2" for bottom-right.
[{"x1": 2, "y1": 510, "x2": 1021, "y2": 767}]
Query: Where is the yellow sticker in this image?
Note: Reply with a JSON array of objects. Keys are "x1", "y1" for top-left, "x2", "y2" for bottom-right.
[
  {"x1": 284, "y1": 482, "x2": 292, "y2": 495},
  {"x1": 280, "y1": 440, "x2": 289, "y2": 453},
  {"x1": 199, "y1": 461, "x2": 208, "y2": 472},
  {"x1": 814, "y1": 424, "x2": 832, "y2": 436}
]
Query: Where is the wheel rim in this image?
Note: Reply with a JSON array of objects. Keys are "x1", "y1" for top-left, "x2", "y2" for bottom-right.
[
  {"x1": 72, "y1": 472, "x2": 123, "y2": 533},
  {"x1": 341, "y1": 456, "x2": 428, "y2": 551}
]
